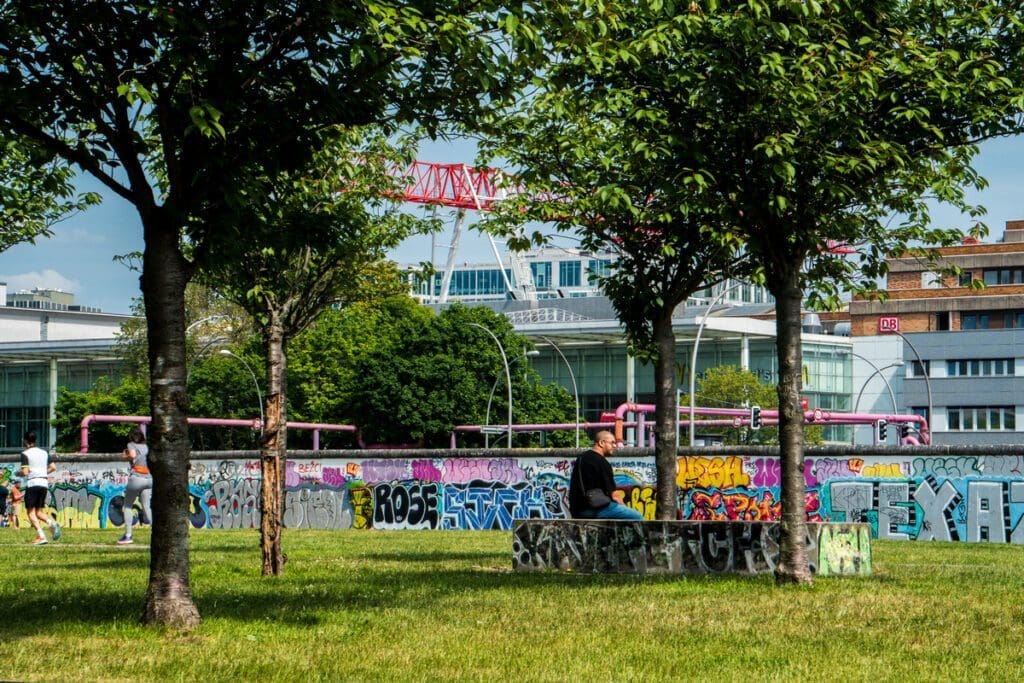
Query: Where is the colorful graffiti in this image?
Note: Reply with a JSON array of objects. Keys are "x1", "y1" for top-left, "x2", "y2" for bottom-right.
[
  {"x1": 512, "y1": 519, "x2": 872, "y2": 576},
  {"x1": 3, "y1": 452, "x2": 1024, "y2": 543}
]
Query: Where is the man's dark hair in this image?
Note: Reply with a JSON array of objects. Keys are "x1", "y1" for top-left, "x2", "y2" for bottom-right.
[{"x1": 23, "y1": 430, "x2": 37, "y2": 446}]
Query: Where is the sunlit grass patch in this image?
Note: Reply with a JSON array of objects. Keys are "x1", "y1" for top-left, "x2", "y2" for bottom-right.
[{"x1": 2, "y1": 529, "x2": 1023, "y2": 681}]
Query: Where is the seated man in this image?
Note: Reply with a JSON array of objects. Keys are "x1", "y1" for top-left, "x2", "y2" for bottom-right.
[{"x1": 568, "y1": 430, "x2": 643, "y2": 520}]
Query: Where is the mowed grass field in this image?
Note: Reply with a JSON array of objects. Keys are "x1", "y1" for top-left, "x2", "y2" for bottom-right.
[{"x1": 2, "y1": 527, "x2": 1023, "y2": 682}]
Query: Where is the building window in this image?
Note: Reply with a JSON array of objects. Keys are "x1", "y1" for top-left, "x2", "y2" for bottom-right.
[
  {"x1": 962, "y1": 314, "x2": 990, "y2": 330},
  {"x1": 909, "y1": 360, "x2": 930, "y2": 377},
  {"x1": 587, "y1": 258, "x2": 612, "y2": 281},
  {"x1": 958, "y1": 272, "x2": 974, "y2": 287},
  {"x1": 933, "y1": 312, "x2": 950, "y2": 330},
  {"x1": 558, "y1": 260, "x2": 581, "y2": 288},
  {"x1": 531, "y1": 262, "x2": 552, "y2": 290},
  {"x1": 982, "y1": 268, "x2": 1024, "y2": 285},
  {"x1": 946, "y1": 358, "x2": 1014, "y2": 377},
  {"x1": 911, "y1": 406, "x2": 929, "y2": 425},
  {"x1": 947, "y1": 406, "x2": 1015, "y2": 431}
]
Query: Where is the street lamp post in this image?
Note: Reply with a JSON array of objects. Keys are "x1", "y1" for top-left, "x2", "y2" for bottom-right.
[
  {"x1": 888, "y1": 330, "x2": 933, "y2": 432},
  {"x1": 850, "y1": 358, "x2": 904, "y2": 444},
  {"x1": 186, "y1": 314, "x2": 231, "y2": 335},
  {"x1": 468, "y1": 322, "x2": 513, "y2": 448},
  {"x1": 218, "y1": 350, "x2": 264, "y2": 428},
  {"x1": 689, "y1": 282, "x2": 741, "y2": 446},
  {"x1": 483, "y1": 349, "x2": 540, "y2": 448},
  {"x1": 538, "y1": 335, "x2": 580, "y2": 448},
  {"x1": 851, "y1": 357, "x2": 903, "y2": 414},
  {"x1": 188, "y1": 336, "x2": 227, "y2": 379}
]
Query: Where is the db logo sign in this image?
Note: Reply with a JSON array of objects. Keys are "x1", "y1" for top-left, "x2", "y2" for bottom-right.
[{"x1": 878, "y1": 315, "x2": 900, "y2": 333}]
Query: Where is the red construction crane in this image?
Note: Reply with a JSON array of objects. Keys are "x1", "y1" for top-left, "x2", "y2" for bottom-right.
[
  {"x1": 395, "y1": 161, "x2": 506, "y2": 211},
  {"x1": 390, "y1": 160, "x2": 858, "y2": 301}
]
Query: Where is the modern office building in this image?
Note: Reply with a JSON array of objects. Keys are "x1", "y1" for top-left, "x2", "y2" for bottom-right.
[
  {"x1": 0, "y1": 286, "x2": 126, "y2": 452},
  {"x1": 407, "y1": 246, "x2": 776, "y2": 306},
  {"x1": 849, "y1": 219, "x2": 1024, "y2": 444}
]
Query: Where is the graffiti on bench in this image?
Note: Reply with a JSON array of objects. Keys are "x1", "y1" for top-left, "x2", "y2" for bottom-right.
[{"x1": 511, "y1": 520, "x2": 872, "y2": 576}]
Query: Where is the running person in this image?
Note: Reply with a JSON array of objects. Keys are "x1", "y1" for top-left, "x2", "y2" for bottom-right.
[
  {"x1": 19, "y1": 431, "x2": 60, "y2": 545},
  {"x1": 118, "y1": 426, "x2": 152, "y2": 545}
]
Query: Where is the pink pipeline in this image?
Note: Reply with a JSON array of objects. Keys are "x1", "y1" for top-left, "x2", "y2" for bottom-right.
[
  {"x1": 613, "y1": 403, "x2": 931, "y2": 446},
  {"x1": 78, "y1": 414, "x2": 356, "y2": 453}
]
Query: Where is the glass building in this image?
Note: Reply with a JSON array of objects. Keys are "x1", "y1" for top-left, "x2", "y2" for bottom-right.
[{"x1": 0, "y1": 299, "x2": 127, "y2": 453}]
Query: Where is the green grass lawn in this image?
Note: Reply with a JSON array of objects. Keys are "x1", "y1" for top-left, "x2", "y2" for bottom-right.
[{"x1": 2, "y1": 527, "x2": 1023, "y2": 682}]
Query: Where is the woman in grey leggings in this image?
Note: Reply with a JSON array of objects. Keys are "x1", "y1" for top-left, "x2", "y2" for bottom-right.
[{"x1": 118, "y1": 426, "x2": 152, "y2": 545}]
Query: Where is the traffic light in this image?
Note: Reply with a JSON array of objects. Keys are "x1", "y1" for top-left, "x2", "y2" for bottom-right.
[
  {"x1": 876, "y1": 419, "x2": 888, "y2": 443},
  {"x1": 750, "y1": 405, "x2": 762, "y2": 430},
  {"x1": 900, "y1": 424, "x2": 911, "y2": 440}
]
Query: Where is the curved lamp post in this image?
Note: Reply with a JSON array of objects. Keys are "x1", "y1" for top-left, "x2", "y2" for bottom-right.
[
  {"x1": 186, "y1": 314, "x2": 233, "y2": 336},
  {"x1": 887, "y1": 330, "x2": 933, "y2": 432},
  {"x1": 469, "y1": 322, "x2": 513, "y2": 448},
  {"x1": 219, "y1": 349, "x2": 264, "y2": 428},
  {"x1": 484, "y1": 349, "x2": 540, "y2": 448},
  {"x1": 187, "y1": 336, "x2": 227, "y2": 379},
  {"x1": 689, "y1": 282, "x2": 741, "y2": 446},
  {"x1": 538, "y1": 335, "x2": 580, "y2": 448},
  {"x1": 851, "y1": 357, "x2": 904, "y2": 445},
  {"x1": 852, "y1": 357, "x2": 903, "y2": 414}
]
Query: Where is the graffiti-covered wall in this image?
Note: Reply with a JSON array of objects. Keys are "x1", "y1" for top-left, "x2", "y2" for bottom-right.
[{"x1": 3, "y1": 452, "x2": 1024, "y2": 543}]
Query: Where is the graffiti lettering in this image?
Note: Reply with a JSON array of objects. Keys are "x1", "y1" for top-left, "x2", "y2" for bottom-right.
[
  {"x1": 677, "y1": 456, "x2": 749, "y2": 490},
  {"x1": 205, "y1": 478, "x2": 260, "y2": 529},
  {"x1": 442, "y1": 482, "x2": 554, "y2": 530},
  {"x1": 283, "y1": 487, "x2": 352, "y2": 529},
  {"x1": 362, "y1": 460, "x2": 411, "y2": 484},
  {"x1": 373, "y1": 482, "x2": 438, "y2": 530},
  {"x1": 3, "y1": 453, "x2": 1024, "y2": 543}
]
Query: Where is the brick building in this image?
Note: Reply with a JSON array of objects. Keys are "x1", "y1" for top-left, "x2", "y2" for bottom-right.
[
  {"x1": 851, "y1": 219, "x2": 1024, "y2": 335},
  {"x1": 850, "y1": 219, "x2": 1024, "y2": 445}
]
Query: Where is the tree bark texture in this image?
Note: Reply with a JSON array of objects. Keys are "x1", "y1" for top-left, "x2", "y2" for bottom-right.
[
  {"x1": 653, "y1": 310, "x2": 680, "y2": 520},
  {"x1": 261, "y1": 321, "x2": 287, "y2": 576},
  {"x1": 772, "y1": 264, "x2": 813, "y2": 585},
  {"x1": 140, "y1": 214, "x2": 202, "y2": 628}
]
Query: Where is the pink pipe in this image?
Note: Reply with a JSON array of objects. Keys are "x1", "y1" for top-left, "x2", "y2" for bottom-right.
[
  {"x1": 79, "y1": 414, "x2": 356, "y2": 453},
  {"x1": 450, "y1": 421, "x2": 630, "y2": 449},
  {"x1": 615, "y1": 402, "x2": 932, "y2": 446}
]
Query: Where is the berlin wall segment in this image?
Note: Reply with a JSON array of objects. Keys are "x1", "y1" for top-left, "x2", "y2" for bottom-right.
[{"x1": 3, "y1": 447, "x2": 1024, "y2": 544}]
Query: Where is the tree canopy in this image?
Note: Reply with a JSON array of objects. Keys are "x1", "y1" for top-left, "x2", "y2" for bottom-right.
[
  {"x1": 0, "y1": 1, "x2": 530, "y2": 628},
  {"x1": 0, "y1": 137, "x2": 98, "y2": 252},
  {"x1": 291, "y1": 298, "x2": 576, "y2": 448},
  {"x1": 491, "y1": 0, "x2": 1024, "y2": 583}
]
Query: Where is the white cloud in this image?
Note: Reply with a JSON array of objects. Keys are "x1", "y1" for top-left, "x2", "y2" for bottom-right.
[
  {"x1": 0, "y1": 269, "x2": 81, "y2": 294},
  {"x1": 52, "y1": 226, "x2": 107, "y2": 245}
]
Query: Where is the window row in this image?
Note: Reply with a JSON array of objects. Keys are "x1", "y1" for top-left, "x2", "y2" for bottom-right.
[
  {"x1": 910, "y1": 358, "x2": 1017, "y2": 377},
  {"x1": 947, "y1": 406, "x2": 1016, "y2": 431},
  {"x1": 982, "y1": 268, "x2": 1024, "y2": 286},
  {"x1": 961, "y1": 311, "x2": 1024, "y2": 330},
  {"x1": 946, "y1": 358, "x2": 1015, "y2": 376}
]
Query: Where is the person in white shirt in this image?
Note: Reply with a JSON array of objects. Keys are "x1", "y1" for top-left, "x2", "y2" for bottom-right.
[{"x1": 19, "y1": 431, "x2": 61, "y2": 546}]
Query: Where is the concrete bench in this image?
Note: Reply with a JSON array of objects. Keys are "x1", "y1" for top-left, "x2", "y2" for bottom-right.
[{"x1": 512, "y1": 520, "x2": 871, "y2": 577}]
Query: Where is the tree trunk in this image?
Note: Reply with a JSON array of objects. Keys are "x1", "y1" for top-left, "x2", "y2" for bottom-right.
[
  {"x1": 653, "y1": 309, "x2": 679, "y2": 520},
  {"x1": 772, "y1": 263, "x2": 813, "y2": 585},
  {"x1": 260, "y1": 319, "x2": 287, "y2": 576},
  {"x1": 140, "y1": 212, "x2": 202, "y2": 628}
]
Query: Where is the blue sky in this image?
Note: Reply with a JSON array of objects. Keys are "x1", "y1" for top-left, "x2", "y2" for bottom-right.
[{"x1": 1, "y1": 135, "x2": 1022, "y2": 315}]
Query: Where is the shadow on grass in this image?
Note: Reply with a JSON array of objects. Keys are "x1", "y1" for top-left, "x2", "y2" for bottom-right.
[
  {"x1": 2, "y1": 530, "x2": 791, "y2": 641},
  {"x1": 359, "y1": 550, "x2": 505, "y2": 563},
  {"x1": 1, "y1": 556, "x2": 771, "y2": 641}
]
